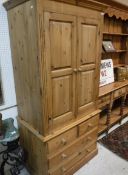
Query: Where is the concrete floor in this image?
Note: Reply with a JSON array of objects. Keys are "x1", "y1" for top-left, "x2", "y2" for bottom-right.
[{"x1": 75, "y1": 143, "x2": 128, "y2": 175}]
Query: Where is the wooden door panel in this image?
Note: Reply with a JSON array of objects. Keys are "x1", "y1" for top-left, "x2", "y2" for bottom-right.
[
  {"x1": 44, "y1": 12, "x2": 76, "y2": 130},
  {"x1": 52, "y1": 75, "x2": 72, "y2": 118},
  {"x1": 77, "y1": 17, "x2": 101, "y2": 116},
  {"x1": 50, "y1": 21, "x2": 72, "y2": 69},
  {"x1": 79, "y1": 70, "x2": 94, "y2": 106},
  {"x1": 82, "y1": 25, "x2": 97, "y2": 64}
]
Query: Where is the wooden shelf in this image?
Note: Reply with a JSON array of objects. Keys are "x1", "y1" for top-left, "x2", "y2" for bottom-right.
[
  {"x1": 116, "y1": 50, "x2": 128, "y2": 53},
  {"x1": 98, "y1": 109, "x2": 121, "y2": 135},
  {"x1": 102, "y1": 49, "x2": 128, "y2": 54},
  {"x1": 113, "y1": 64, "x2": 125, "y2": 68},
  {"x1": 98, "y1": 106, "x2": 128, "y2": 135},
  {"x1": 99, "y1": 80, "x2": 128, "y2": 97},
  {"x1": 103, "y1": 32, "x2": 128, "y2": 36}
]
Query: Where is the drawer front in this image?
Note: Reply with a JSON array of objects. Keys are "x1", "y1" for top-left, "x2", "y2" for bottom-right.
[
  {"x1": 48, "y1": 129, "x2": 97, "y2": 169},
  {"x1": 48, "y1": 127, "x2": 77, "y2": 155},
  {"x1": 78, "y1": 115, "x2": 99, "y2": 136},
  {"x1": 113, "y1": 87, "x2": 126, "y2": 99},
  {"x1": 98, "y1": 94, "x2": 110, "y2": 108},
  {"x1": 49, "y1": 143, "x2": 97, "y2": 175}
]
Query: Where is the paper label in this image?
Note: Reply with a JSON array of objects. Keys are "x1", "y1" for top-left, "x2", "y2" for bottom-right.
[{"x1": 100, "y1": 59, "x2": 114, "y2": 87}]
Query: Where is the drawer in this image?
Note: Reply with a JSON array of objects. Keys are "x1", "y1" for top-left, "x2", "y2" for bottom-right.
[
  {"x1": 98, "y1": 94, "x2": 110, "y2": 108},
  {"x1": 49, "y1": 143, "x2": 97, "y2": 175},
  {"x1": 48, "y1": 127, "x2": 77, "y2": 155},
  {"x1": 78, "y1": 115, "x2": 99, "y2": 136},
  {"x1": 48, "y1": 128, "x2": 97, "y2": 169},
  {"x1": 113, "y1": 87, "x2": 126, "y2": 99}
]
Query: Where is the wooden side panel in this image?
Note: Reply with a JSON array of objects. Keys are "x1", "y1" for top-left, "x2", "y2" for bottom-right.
[
  {"x1": 44, "y1": 12, "x2": 76, "y2": 130},
  {"x1": 19, "y1": 123, "x2": 48, "y2": 175},
  {"x1": 7, "y1": 1, "x2": 43, "y2": 133},
  {"x1": 77, "y1": 17, "x2": 102, "y2": 116}
]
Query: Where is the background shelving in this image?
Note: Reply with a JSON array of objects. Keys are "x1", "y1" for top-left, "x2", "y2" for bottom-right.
[{"x1": 98, "y1": 13, "x2": 128, "y2": 135}]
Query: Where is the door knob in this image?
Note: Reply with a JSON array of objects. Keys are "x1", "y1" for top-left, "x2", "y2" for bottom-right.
[
  {"x1": 73, "y1": 68, "x2": 77, "y2": 72},
  {"x1": 78, "y1": 68, "x2": 82, "y2": 72}
]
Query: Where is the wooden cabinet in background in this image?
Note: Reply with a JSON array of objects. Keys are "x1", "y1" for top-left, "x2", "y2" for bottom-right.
[
  {"x1": 4, "y1": 0, "x2": 105, "y2": 174},
  {"x1": 98, "y1": 6, "x2": 128, "y2": 135}
]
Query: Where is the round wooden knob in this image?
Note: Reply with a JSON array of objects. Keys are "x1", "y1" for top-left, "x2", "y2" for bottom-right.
[
  {"x1": 61, "y1": 153, "x2": 67, "y2": 159},
  {"x1": 61, "y1": 138, "x2": 67, "y2": 145},
  {"x1": 61, "y1": 167, "x2": 66, "y2": 173},
  {"x1": 73, "y1": 68, "x2": 77, "y2": 72},
  {"x1": 87, "y1": 137, "x2": 92, "y2": 141},
  {"x1": 87, "y1": 149, "x2": 90, "y2": 153},
  {"x1": 79, "y1": 151, "x2": 82, "y2": 155},
  {"x1": 88, "y1": 123, "x2": 93, "y2": 127}
]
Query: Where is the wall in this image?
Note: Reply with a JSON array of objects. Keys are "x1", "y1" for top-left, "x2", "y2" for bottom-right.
[{"x1": 0, "y1": 0, "x2": 18, "y2": 126}]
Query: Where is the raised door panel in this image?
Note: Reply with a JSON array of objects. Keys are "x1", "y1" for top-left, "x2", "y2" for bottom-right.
[
  {"x1": 81, "y1": 25, "x2": 97, "y2": 64},
  {"x1": 44, "y1": 12, "x2": 76, "y2": 130},
  {"x1": 52, "y1": 76, "x2": 72, "y2": 118},
  {"x1": 77, "y1": 17, "x2": 101, "y2": 116},
  {"x1": 50, "y1": 21, "x2": 72, "y2": 69},
  {"x1": 80, "y1": 70, "x2": 94, "y2": 106}
]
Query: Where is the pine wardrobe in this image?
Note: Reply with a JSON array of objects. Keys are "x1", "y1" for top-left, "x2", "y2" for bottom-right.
[{"x1": 4, "y1": 0, "x2": 105, "y2": 174}]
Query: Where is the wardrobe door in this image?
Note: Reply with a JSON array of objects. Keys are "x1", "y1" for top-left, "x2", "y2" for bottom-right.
[
  {"x1": 44, "y1": 12, "x2": 77, "y2": 130},
  {"x1": 77, "y1": 17, "x2": 101, "y2": 116}
]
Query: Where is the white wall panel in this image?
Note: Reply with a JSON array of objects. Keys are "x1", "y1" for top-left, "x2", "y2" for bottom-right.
[{"x1": 0, "y1": 0, "x2": 18, "y2": 126}]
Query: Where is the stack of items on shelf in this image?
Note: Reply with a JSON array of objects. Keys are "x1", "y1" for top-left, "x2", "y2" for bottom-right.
[{"x1": 116, "y1": 66, "x2": 128, "y2": 81}]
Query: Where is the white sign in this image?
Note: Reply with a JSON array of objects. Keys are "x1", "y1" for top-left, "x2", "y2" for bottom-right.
[{"x1": 100, "y1": 59, "x2": 114, "y2": 87}]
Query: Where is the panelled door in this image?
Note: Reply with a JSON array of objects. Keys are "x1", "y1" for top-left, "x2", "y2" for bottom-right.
[
  {"x1": 44, "y1": 12, "x2": 77, "y2": 130},
  {"x1": 77, "y1": 17, "x2": 101, "y2": 116}
]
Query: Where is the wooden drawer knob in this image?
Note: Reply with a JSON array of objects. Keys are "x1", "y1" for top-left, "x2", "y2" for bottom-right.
[
  {"x1": 61, "y1": 167, "x2": 66, "y2": 173},
  {"x1": 88, "y1": 123, "x2": 93, "y2": 127},
  {"x1": 79, "y1": 151, "x2": 82, "y2": 155},
  {"x1": 87, "y1": 149, "x2": 91, "y2": 153},
  {"x1": 61, "y1": 138, "x2": 67, "y2": 145},
  {"x1": 61, "y1": 153, "x2": 67, "y2": 159},
  {"x1": 87, "y1": 137, "x2": 92, "y2": 142}
]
